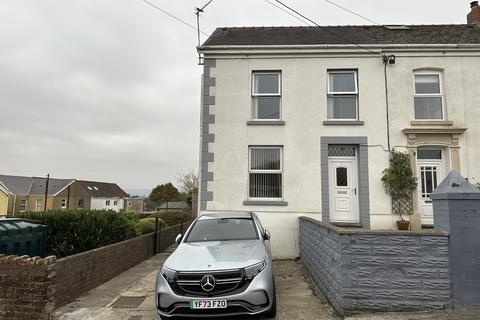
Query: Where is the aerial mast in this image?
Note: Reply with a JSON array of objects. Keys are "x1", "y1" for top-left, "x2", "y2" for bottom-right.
[{"x1": 195, "y1": 0, "x2": 214, "y2": 65}]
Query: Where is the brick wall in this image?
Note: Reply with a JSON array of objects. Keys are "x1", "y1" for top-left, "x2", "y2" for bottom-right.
[
  {"x1": 299, "y1": 217, "x2": 452, "y2": 316},
  {"x1": 55, "y1": 232, "x2": 154, "y2": 307},
  {"x1": 0, "y1": 255, "x2": 56, "y2": 320}
]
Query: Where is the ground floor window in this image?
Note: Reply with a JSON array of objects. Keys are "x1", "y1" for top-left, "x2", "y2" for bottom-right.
[
  {"x1": 249, "y1": 146, "x2": 283, "y2": 199},
  {"x1": 61, "y1": 198, "x2": 67, "y2": 209},
  {"x1": 19, "y1": 199, "x2": 27, "y2": 212},
  {"x1": 35, "y1": 199, "x2": 42, "y2": 211}
]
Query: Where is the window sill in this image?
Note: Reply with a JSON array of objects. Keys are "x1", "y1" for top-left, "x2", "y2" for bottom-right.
[
  {"x1": 323, "y1": 120, "x2": 364, "y2": 125},
  {"x1": 247, "y1": 120, "x2": 285, "y2": 126},
  {"x1": 243, "y1": 200, "x2": 288, "y2": 206},
  {"x1": 410, "y1": 120, "x2": 453, "y2": 126}
]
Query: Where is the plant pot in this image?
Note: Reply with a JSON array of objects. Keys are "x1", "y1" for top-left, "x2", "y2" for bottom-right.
[{"x1": 397, "y1": 220, "x2": 410, "y2": 230}]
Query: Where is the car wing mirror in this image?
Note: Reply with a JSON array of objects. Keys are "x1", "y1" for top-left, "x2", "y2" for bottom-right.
[
  {"x1": 175, "y1": 233, "x2": 183, "y2": 245},
  {"x1": 263, "y1": 229, "x2": 271, "y2": 240}
]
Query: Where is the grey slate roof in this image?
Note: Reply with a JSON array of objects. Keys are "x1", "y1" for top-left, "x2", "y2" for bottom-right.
[
  {"x1": 77, "y1": 180, "x2": 128, "y2": 198},
  {"x1": 0, "y1": 175, "x2": 74, "y2": 196},
  {"x1": 202, "y1": 25, "x2": 480, "y2": 47}
]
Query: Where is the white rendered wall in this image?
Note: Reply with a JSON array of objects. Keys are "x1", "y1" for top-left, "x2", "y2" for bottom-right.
[
  {"x1": 90, "y1": 198, "x2": 124, "y2": 212},
  {"x1": 201, "y1": 52, "x2": 480, "y2": 258}
]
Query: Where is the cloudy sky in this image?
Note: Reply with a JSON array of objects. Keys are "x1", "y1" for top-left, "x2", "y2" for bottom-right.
[{"x1": 0, "y1": 0, "x2": 468, "y2": 193}]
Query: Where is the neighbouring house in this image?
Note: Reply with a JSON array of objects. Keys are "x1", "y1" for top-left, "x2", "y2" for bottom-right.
[
  {"x1": 77, "y1": 180, "x2": 128, "y2": 212},
  {"x1": 0, "y1": 175, "x2": 131, "y2": 215},
  {"x1": 197, "y1": 3, "x2": 480, "y2": 258},
  {"x1": 154, "y1": 201, "x2": 187, "y2": 212},
  {"x1": 0, "y1": 175, "x2": 80, "y2": 216},
  {"x1": 124, "y1": 197, "x2": 145, "y2": 213}
]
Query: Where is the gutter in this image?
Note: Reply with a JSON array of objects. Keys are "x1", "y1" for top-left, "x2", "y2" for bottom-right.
[{"x1": 198, "y1": 43, "x2": 480, "y2": 52}]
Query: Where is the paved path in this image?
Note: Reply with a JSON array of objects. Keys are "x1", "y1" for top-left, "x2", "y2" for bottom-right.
[
  {"x1": 54, "y1": 253, "x2": 480, "y2": 320},
  {"x1": 54, "y1": 253, "x2": 338, "y2": 320}
]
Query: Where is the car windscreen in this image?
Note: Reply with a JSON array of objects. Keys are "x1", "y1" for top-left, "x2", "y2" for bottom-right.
[{"x1": 186, "y1": 218, "x2": 259, "y2": 242}]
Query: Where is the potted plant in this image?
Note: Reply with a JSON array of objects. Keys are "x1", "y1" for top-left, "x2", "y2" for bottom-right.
[{"x1": 381, "y1": 151, "x2": 417, "y2": 230}]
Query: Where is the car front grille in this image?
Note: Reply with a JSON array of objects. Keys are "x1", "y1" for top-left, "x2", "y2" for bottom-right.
[{"x1": 171, "y1": 268, "x2": 249, "y2": 297}]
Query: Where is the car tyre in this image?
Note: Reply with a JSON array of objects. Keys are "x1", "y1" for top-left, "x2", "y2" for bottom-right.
[{"x1": 264, "y1": 277, "x2": 277, "y2": 318}]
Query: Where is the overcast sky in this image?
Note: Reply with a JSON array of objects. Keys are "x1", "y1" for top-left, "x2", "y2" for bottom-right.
[{"x1": 0, "y1": 0, "x2": 468, "y2": 193}]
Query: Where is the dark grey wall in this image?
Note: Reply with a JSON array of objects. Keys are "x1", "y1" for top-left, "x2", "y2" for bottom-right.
[
  {"x1": 432, "y1": 171, "x2": 480, "y2": 307},
  {"x1": 299, "y1": 217, "x2": 452, "y2": 316}
]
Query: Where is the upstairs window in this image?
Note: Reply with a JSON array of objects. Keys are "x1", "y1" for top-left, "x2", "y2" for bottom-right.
[
  {"x1": 252, "y1": 72, "x2": 281, "y2": 120},
  {"x1": 414, "y1": 72, "x2": 444, "y2": 120},
  {"x1": 327, "y1": 70, "x2": 358, "y2": 120},
  {"x1": 249, "y1": 146, "x2": 283, "y2": 199}
]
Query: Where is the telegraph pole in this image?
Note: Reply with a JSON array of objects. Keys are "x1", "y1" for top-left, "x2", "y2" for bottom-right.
[{"x1": 44, "y1": 174, "x2": 50, "y2": 211}]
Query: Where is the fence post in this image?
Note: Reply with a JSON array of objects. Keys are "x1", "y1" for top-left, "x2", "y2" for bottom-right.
[
  {"x1": 158, "y1": 222, "x2": 162, "y2": 252},
  {"x1": 153, "y1": 217, "x2": 159, "y2": 254}
]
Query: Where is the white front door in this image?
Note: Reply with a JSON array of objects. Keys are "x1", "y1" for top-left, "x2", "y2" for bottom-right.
[
  {"x1": 328, "y1": 157, "x2": 359, "y2": 223},
  {"x1": 416, "y1": 149, "x2": 446, "y2": 225}
]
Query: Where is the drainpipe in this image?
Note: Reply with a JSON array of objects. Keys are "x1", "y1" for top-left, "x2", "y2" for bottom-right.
[
  {"x1": 12, "y1": 195, "x2": 16, "y2": 218},
  {"x1": 383, "y1": 55, "x2": 396, "y2": 152}
]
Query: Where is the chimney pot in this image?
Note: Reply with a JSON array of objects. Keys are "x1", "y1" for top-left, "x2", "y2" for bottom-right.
[{"x1": 468, "y1": 1, "x2": 480, "y2": 24}]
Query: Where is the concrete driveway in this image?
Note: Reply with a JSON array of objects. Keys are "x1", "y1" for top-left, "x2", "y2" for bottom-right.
[
  {"x1": 54, "y1": 252, "x2": 480, "y2": 320},
  {"x1": 54, "y1": 252, "x2": 338, "y2": 320}
]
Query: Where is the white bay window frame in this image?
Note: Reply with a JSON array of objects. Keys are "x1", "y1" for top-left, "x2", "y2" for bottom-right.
[
  {"x1": 251, "y1": 71, "x2": 282, "y2": 121},
  {"x1": 248, "y1": 146, "x2": 283, "y2": 200}
]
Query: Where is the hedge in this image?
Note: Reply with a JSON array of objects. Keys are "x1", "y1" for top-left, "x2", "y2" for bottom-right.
[
  {"x1": 17, "y1": 210, "x2": 143, "y2": 258},
  {"x1": 148, "y1": 211, "x2": 191, "y2": 227}
]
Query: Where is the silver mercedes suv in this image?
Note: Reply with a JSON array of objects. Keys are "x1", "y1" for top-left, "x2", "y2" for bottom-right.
[{"x1": 155, "y1": 212, "x2": 276, "y2": 318}]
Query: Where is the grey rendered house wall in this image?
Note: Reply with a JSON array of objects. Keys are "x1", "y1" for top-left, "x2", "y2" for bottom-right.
[{"x1": 299, "y1": 217, "x2": 452, "y2": 316}]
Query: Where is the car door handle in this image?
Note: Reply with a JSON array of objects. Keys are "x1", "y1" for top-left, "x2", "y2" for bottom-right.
[{"x1": 353, "y1": 188, "x2": 357, "y2": 195}]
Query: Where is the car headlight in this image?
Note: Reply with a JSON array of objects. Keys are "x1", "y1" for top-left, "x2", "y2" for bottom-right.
[
  {"x1": 244, "y1": 261, "x2": 266, "y2": 280},
  {"x1": 161, "y1": 265, "x2": 176, "y2": 282}
]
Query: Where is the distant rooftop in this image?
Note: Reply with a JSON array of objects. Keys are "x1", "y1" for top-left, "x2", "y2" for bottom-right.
[{"x1": 201, "y1": 25, "x2": 480, "y2": 47}]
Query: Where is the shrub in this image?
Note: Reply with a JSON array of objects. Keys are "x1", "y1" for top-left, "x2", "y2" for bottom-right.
[
  {"x1": 134, "y1": 217, "x2": 166, "y2": 236},
  {"x1": 17, "y1": 210, "x2": 137, "y2": 258},
  {"x1": 148, "y1": 211, "x2": 191, "y2": 227}
]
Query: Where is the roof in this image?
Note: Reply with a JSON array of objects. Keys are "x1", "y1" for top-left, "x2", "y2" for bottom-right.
[
  {"x1": 77, "y1": 180, "x2": 128, "y2": 198},
  {"x1": 201, "y1": 25, "x2": 480, "y2": 47},
  {"x1": 0, "y1": 175, "x2": 74, "y2": 196}
]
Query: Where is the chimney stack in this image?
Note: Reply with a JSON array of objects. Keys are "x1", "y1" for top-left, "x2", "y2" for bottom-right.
[{"x1": 467, "y1": 1, "x2": 480, "y2": 24}]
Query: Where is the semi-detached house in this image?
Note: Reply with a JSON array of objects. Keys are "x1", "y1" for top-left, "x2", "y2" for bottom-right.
[{"x1": 197, "y1": 4, "x2": 480, "y2": 258}]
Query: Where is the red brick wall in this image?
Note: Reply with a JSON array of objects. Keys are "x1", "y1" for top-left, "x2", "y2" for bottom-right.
[
  {"x1": 0, "y1": 255, "x2": 56, "y2": 320},
  {"x1": 54, "y1": 232, "x2": 154, "y2": 307}
]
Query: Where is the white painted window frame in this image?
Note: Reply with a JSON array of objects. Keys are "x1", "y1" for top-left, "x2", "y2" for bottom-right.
[
  {"x1": 251, "y1": 71, "x2": 282, "y2": 121},
  {"x1": 106, "y1": 200, "x2": 111, "y2": 206},
  {"x1": 327, "y1": 70, "x2": 359, "y2": 121},
  {"x1": 113, "y1": 200, "x2": 118, "y2": 206},
  {"x1": 413, "y1": 71, "x2": 445, "y2": 120},
  {"x1": 35, "y1": 199, "x2": 42, "y2": 212},
  {"x1": 19, "y1": 199, "x2": 27, "y2": 212},
  {"x1": 61, "y1": 198, "x2": 67, "y2": 209},
  {"x1": 248, "y1": 146, "x2": 283, "y2": 200}
]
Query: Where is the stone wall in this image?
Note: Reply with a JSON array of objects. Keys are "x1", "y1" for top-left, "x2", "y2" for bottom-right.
[
  {"x1": 299, "y1": 217, "x2": 452, "y2": 316},
  {"x1": 0, "y1": 255, "x2": 56, "y2": 320}
]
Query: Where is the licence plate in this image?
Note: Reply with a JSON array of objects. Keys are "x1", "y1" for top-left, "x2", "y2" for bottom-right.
[{"x1": 189, "y1": 299, "x2": 227, "y2": 309}]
